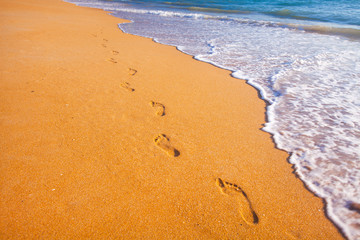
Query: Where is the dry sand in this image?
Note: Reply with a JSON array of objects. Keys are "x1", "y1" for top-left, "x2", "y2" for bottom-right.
[{"x1": 0, "y1": 0, "x2": 344, "y2": 238}]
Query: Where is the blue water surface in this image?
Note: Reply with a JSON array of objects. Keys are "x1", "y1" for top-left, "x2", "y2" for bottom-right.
[{"x1": 111, "y1": 0, "x2": 360, "y2": 26}]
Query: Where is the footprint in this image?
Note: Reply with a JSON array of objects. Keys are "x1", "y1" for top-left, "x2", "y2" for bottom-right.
[
  {"x1": 112, "y1": 50, "x2": 119, "y2": 55},
  {"x1": 121, "y1": 82, "x2": 135, "y2": 92},
  {"x1": 154, "y1": 134, "x2": 179, "y2": 157},
  {"x1": 103, "y1": 38, "x2": 108, "y2": 42},
  {"x1": 285, "y1": 231, "x2": 301, "y2": 239},
  {"x1": 150, "y1": 101, "x2": 165, "y2": 116},
  {"x1": 215, "y1": 178, "x2": 259, "y2": 226},
  {"x1": 108, "y1": 58, "x2": 117, "y2": 63},
  {"x1": 128, "y1": 68, "x2": 137, "y2": 76},
  {"x1": 102, "y1": 44, "x2": 107, "y2": 48}
]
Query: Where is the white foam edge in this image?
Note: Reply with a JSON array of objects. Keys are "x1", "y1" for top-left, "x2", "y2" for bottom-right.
[{"x1": 264, "y1": 103, "x2": 353, "y2": 240}]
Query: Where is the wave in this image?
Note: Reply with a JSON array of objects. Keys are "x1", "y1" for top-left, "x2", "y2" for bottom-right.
[
  {"x1": 103, "y1": 6, "x2": 209, "y2": 19},
  {"x1": 301, "y1": 25, "x2": 360, "y2": 40},
  {"x1": 186, "y1": 6, "x2": 248, "y2": 14},
  {"x1": 67, "y1": 1, "x2": 360, "y2": 42},
  {"x1": 163, "y1": 1, "x2": 195, "y2": 7},
  {"x1": 109, "y1": 7, "x2": 360, "y2": 41},
  {"x1": 264, "y1": 9, "x2": 319, "y2": 21}
]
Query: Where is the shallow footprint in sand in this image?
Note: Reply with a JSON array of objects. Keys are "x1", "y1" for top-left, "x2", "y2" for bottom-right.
[
  {"x1": 112, "y1": 50, "x2": 119, "y2": 55},
  {"x1": 149, "y1": 101, "x2": 165, "y2": 116},
  {"x1": 128, "y1": 68, "x2": 137, "y2": 76},
  {"x1": 108, "y1": 58, "x2": 117, "y2": 63},
  {"x1": 285, "y1": 230, "x2": 302, "y2": 239},
  {"x1": 154, "y1": 134, "x2": 179, "y2": 157},
  {"x1": 215, "y1": 178, "x2": 259, "y2": 226},
  {"x1": 102, "y1": 39, "x2": 108, "y2": 47},
  {"x1": 121, "y1": 82, "x2": 135, "y2": 92}
]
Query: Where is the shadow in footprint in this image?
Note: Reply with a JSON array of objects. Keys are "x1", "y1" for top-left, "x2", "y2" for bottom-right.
[
  {"x1": 121, "y1": 82, "x2": 135, "y2": 92},
  {"x1": 215, "y1": 178, "x2": 259, "y2": 226},
  {"x1": 154, "y1": 134, "x2": 179, "y2": 157},
  {"x1": 150, "y1": 101, "x2": 165, "y2": 116}
]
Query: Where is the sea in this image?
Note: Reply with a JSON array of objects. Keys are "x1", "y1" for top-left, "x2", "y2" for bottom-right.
[{"x1": 66, "y1": 0, "x2": 360, "y2": 238}]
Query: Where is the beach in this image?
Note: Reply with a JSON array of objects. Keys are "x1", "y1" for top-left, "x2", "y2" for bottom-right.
[{"x1": 0, "y1": 0, "x2": 345, "y2": 238}]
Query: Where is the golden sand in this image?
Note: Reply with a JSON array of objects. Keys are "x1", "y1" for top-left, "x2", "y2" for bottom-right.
[{"x1": 0, "y1": 0, "x2": 344, "y2": 238}]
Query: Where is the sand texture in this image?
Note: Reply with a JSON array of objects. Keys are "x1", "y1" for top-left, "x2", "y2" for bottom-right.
[{"x1": 0, "y1": 0, "x2": 344, "y2": 239}]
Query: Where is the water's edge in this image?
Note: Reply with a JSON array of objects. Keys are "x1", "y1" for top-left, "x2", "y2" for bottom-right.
[
  {"x1": 119, "y1": 20, "x2": 349, "y2": 239},
  {"x1": 119, "y1": 12, "x2": 348, "y2": 240},
  {"x1": 64, "y1": 1, "x2": 353, "y2": 238}
]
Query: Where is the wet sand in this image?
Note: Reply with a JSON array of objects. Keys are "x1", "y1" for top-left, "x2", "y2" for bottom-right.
[{"x1": 0, "y1": 0, "x2": 344, "y2": 238}]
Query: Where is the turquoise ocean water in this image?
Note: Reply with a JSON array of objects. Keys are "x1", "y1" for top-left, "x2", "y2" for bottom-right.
[{"x1": 67, "y1": 0, "x2": 360, "y2": 238}]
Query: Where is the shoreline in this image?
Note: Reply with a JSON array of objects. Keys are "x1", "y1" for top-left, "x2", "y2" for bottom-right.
[
  {"x1": 115, "y1": 13, "x2": 349, "y2": 238},
  {"x1": 0, "y1": 0, "x2": 345, "y2": 238}
]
